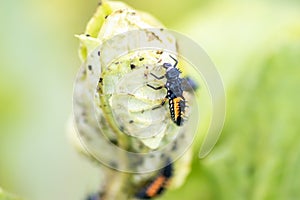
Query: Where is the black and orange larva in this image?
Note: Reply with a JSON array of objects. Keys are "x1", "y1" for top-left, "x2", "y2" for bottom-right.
[
  {"x1": 135, "y1": 161, "x2": 173, "y2": 199},
  {"x1": 147, "y1": 55, "x2": 186, "y2": 126}
]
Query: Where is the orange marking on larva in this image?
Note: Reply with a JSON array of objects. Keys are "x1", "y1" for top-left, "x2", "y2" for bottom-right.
[
  {"x1": 173, "y1": 97, "x2": 182, "y2": 120},
  {"x1": 146, "y1": 176, "x2": 166, "y2": 197}
]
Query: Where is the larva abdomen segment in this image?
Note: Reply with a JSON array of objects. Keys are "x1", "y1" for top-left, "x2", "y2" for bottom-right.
[{"x1": 135, "y1": 162, "x2": 173, "y2": 199}]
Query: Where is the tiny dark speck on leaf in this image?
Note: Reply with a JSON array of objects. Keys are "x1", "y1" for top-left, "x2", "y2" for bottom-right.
[
  {"x1": 172, "y1": 141, "x2": 177, "y2": 151},
  {"x1": 130, "y1": 64, "x2": 136, "y2": 70},
  {"x1": 139, "y1": 57, "x2": 144, "y2": 61},
  {"x1": 86, "y1": 34, "x2": 90, "y2": 37},
  {"x1": 88, "y1": 65, "x2": 92, "y2": 71},
  {"x1": 111, "y1": 139, "x2": 118, "y2": 146},
  {"x1": 129, "y1": 120, "x2": 134, "y2": 124},
  {"x1": 110, "y1": 161, "x2": 118, "y2": 168},
  {"x1": 99, "y1": 77, "x2": 103, "y2": 83},
  {"x1": 105, "y1": 15, "x2": 108, "y2": 19},
  {"x1": 156, "y1": 50, "x2": 163, "y2": 55},
  {"x1": 98, "y1": 51, "x2": 101, "y2": 56}
]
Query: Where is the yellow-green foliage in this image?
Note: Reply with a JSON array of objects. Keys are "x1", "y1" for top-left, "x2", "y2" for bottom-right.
[
  {"x1": 0, "y1": 188, "x2": 21, "y2": 200},
  {"x1": 161, "y1": 2, "x2": 300, "y2": 200}
]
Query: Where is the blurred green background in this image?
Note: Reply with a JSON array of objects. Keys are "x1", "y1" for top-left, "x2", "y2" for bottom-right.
[{"x1": 0, "y1": 0, "x2": 299, "y2": 199}]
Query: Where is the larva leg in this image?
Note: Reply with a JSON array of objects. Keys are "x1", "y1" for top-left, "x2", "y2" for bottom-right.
[
  {"x1": 150, "y1": 72, "x2": 165, "y2": 80},
  {"x1": 146, "y1": 84, "x2": 163, "y2": 90}
]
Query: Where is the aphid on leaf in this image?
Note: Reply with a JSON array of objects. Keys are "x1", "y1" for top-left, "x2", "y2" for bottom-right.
[
  {"x1": 147, "y1": 55, "x2": 189, "y2": 126},
  {"x1": 135, "y1": 161, "x2": 173, "y2": 199}
]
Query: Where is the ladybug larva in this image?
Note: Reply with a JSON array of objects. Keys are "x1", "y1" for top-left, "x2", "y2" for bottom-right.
[
  {"x1": 135, "y1": 160, "x2": 173, "y2": 199},
  {"x1": 147, "y1": 55, "x2": 194, "y2": 126}
]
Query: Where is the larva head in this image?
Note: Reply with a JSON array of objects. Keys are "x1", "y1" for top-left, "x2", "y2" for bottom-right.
[{"x1": 163, "y1": 62, "x2": 172, "y2": 69}]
